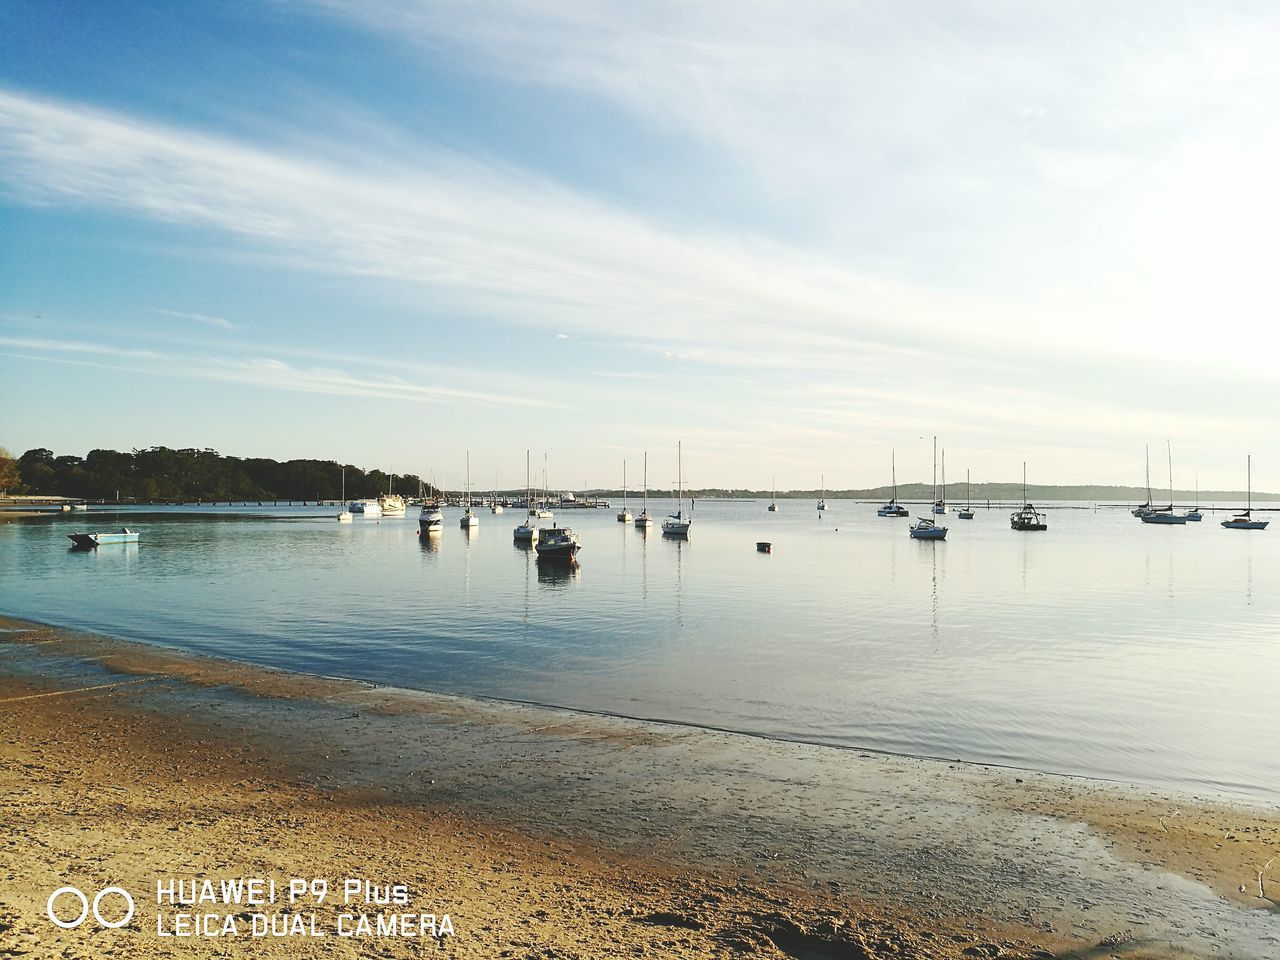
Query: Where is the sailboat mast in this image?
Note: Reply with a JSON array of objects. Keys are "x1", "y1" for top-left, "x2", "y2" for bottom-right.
[
  {"x1": 892, "y1": 449, "x2": 897, "y2": 502},
  {"x1": 623, "y1": 460, "x2": 627, "y2": 510},
  {"x1": 1248, "y1": 454, "x2": 1253, "y2": 511},
  {"x1": 932, "y1": 436, "x2": 937, "y2": 504},
  {"x1": 1167, "y1": 440, "x2": 1174, "y2": 507},
  {"x1": 643, "y1": 451, "x2": 648, "y2": 511}
]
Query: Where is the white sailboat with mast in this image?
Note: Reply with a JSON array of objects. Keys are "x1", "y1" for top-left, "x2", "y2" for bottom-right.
[
  {"x1": 634, "y1": 452, "x2": 654, "y2": 528},
  {"x1": 818, "y1": 475, "x2": 825, "y2": 512},
  {"x1": 616, "y1": 460, "x2": 632, "y2": 522},
  {"x1": 768, "y1": 476, "x2": 778, "y2": 512},
  {"x1": 1133, "y1": 445, "x2": 1154, "y2": 517},
  {"x1": 459, "y1": 451, "x2": 478, "y2": 528},
  {"x1": 662, "y1": 442, "x2": 692, "y2": 536},
  {"x1": 337, "y1": 467, "x2": 352, "y2": 522}
]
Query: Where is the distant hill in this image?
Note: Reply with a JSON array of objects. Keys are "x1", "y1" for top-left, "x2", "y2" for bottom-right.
[{"x1": 597, "y1": 483, "x2": 1277, "y2": 502}]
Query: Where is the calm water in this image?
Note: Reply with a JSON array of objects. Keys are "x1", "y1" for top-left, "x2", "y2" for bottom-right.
[{"x1": 3, "y1": 500, "x2": 1278, "y2": 799}]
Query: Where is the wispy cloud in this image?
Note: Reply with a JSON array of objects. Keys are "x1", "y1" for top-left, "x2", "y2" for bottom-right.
[
  {"x1": 2, "y1": 335, "x2": 563, "y2": 409},
  {"x1": 152, "y1": 308, "x2": 236, "y2": 330}
]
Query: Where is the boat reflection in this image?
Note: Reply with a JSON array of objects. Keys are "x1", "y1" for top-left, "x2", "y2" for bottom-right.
[{"x1": 536, "y1": 556, "x2": 579, "y2": 587}]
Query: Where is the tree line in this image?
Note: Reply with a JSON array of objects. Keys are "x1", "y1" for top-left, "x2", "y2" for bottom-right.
[{"x1": 5, "y1": 447, "x2": 434, "y2": 502}]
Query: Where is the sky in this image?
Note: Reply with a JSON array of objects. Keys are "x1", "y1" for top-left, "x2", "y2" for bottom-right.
[{"x1": 1, "y1": 1, "x2": 1278, "y2": 491}]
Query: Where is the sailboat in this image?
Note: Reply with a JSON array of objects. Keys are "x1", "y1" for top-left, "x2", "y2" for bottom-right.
[
  {"x1": 531, "y1": 455, "x2": 554, "y2": 519},
  {"x1": 459, "y1": 451, "x2": 478, "y2": 528},
  {"x1": 957, "y1": 469, "x2": 974, "y2": 519},
  {"x1": 878, "y1": 450, "x2": 909, "y2": 516},
  {"x1": 1141, "y1": 441, "x2": 1187, "y2": 524},
  {"x1": 1132, "y1": 445, "x2": 1154, "y2": 517},
  {"x1": 514, "y1": 451, "x2": 537, "y2": 542},
  {"x1": 1185, "y1": 474, "x2": 1202, "y2": 521},
  {"x1": 767, "y1": 477, "x2": 778, "y2": 512},
  {"x1": 817, "y1": 475, "x2": 826, "y2": 512},
  {"x1": 616, "y1": 461, "x2": 632, "y2": 522},
  {"x1": 490, "y1": 484, "x2": 504, "y2": 515},
  {"x1": 910, "y1": 437, "x2": 947, "y2": 539},
  {"x1": 1222, "y1": 455, "x2": 1269, "y2": 530},
  {"x1": 932, "y1": 449, "x2": 947, "y2": 514},
  {"x1": 378, "y1": 475, "x2": 406, "y2": 516},
  {"x1": 1010, "y1": 462, "x2": 1047, "y2": 531},
  {"x1": 634, "y1": 451, "x2": 654, "y2": 528},
  {"x1": 337, "y1": 468, "x2": 353, "y2": 522},
  {"x1": 662, "y1": 442, "x2": 692, "y2": 536}
]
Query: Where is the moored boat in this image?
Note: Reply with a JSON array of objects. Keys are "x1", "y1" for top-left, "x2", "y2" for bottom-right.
[
  {"x1": 635, "y1": 451, "x2": 654, "y2": 528},
  {"x1": 67, "y1": 527, "x2": 139, "y2": 548},
  {"x1": 910, "y1": 439, "x2": 947, "y2": 539},
  {"x1": 958, "y1": 468, "x2": 975, "y2": 519},
  {"x1": 662, "y1": 442, "x2": 693, "y2": 536},
  {"x1": 514, "y1": 450, "x2": 538, "y2": 542},
  {"x1": 1222, "y1": 454, "x2": 1269, "y2": 530},
  {"x1": 349, "y1": 499, "x2": 382, "y2": 517},
  {"x1": 1010, "y1": 462, "x2": 1047, "y2": 531},
  {"x1": 378, "y1": 493, "x2": 406, "y2": 517},
  {"x1": 459, "y1": 451, "x2": 478, "y2": 528},
  {"x1": 880, "y1": 453, "x2": 911, "y2": 519},
  {"x1": 617, "y1": 460, "x2": 632, "y2": 522},
  {"x1": 534, "y1": 526, "x2": 580, "y2": 560}
]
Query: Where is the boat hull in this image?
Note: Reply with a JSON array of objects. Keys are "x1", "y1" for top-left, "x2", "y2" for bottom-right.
[
  {"x1": 909, "y1": 526, "x2": 946, "y2": 540},
  {"x1": 1140, "y1": 513, "x2": 1187, "y2": 525},
  {"x1": 1222, "y1": 519, "x2": 1268, "y2": 529},
  {"x1": 67, "y1": 530, "x2": 139, "y2": 548},
  {"x1": 877, "y1": 505, "x2": 908, "y2": 517}
]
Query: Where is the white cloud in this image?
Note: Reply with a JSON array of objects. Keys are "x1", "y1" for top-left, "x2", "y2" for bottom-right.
[{"x1": 152, "y1": 308, "x2": 237, "y2": 330}]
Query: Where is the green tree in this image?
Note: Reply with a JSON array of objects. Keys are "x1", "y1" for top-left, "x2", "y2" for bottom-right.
[{"x1": 0, "y1": 447, "x2": 21, "y2": 494}]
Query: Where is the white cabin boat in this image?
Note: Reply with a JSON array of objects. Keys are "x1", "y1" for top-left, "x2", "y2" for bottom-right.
[{"x1": 349, "y1": 499, "x2": 382, "y2": 517}]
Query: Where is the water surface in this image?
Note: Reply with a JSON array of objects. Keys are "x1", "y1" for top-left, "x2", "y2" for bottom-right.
[{"x1": 3, "y1": 499, "x2": 1277, "y2": 799}]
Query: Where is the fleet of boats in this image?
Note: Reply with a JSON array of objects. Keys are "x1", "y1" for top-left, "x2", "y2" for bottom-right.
[{"x1": 55, "y1": 444, "x2": 1274, "y2": 555}]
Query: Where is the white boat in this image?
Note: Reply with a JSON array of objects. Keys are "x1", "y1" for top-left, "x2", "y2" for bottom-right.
[
  {"x1": 68, "y1": 527, "x2": 138, "y2": 548},
  {"x1": 957, "y1": 469, "x2": 975, "y2": 519},
  {"x1": 635, "y1": 451, "x2": 654, "y2": 528},
  {"x1": 910, "y1": 438, "x2": 947, "y2": 539},
  {"x1": 529, "y1": 454, "x2": 554, "y2": 519},
  {"x1": 878, "y1": 449, "x2": 909, "y2": 516},
  {"x1": 378, "y1": 477, "x2": 406, "y2": 517},
  {"x1": 514, "y1": 450, "x2": 538, "y2": 543},
  {"x1": 349, "y1": 499, "x2": 382, "y2": 517},
  {"x1": 1132, "y1": 445, "x2": 1154, "y2": 517},
  {"x1": 418, "y1": 500, "x2": 444, "y2": 532},
  {"x1": 1185, "y1": 475, "x2": 1202, "y2": 521},
  {"x1": 1141, "y1": 442, "x2": 1185, "y2": 525},
  {"x1": 616, "y1": 460, "x2": 632, "y2": 522},
  {"x1": 459, "y1": 451, "x2": 478, "y2": 528},
  {"x1": 490, "y1": 495, "x2": 504, "y2": 515},
  {"x1": 534, "y1": 526, "x2": 580, "y2": 560},
  {"x1": 337, "y1": 467, "x2": 353, "y2": 522},
  {"x1": 69, "y1": 502, "x2": 88, "y2": 511},
  {"x1": 662, "y1": 442, "x2": 692, "y2": 536},
  {"x1": 1222, "y1": 454, "x2": 1269, "y2": 530},
  {"x1": 1010, "y1": 463, "x2": 1047, "y2": 531},
  {"x1": 932, "y1": 448, "x2": 947, "y2": 514}
]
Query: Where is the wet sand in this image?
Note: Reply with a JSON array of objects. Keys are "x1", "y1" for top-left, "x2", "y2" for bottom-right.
[{"x1": 2, "y1": 617, "x2": 1278, "y2": 958}]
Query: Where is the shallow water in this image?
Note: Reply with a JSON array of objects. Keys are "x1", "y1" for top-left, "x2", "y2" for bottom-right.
[{"x1": 3, "y1": 498, "x2": 1278, "y2": 799}]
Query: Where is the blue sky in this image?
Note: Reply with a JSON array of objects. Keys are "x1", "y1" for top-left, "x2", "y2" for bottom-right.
[{"x1": 2, "y1": 1, "x2": 1278, "y2": 491}]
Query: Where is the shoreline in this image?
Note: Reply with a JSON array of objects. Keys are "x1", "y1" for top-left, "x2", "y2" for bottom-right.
[{"x1": 3, "y1": 616, "x2": 1278, "y2": 958}]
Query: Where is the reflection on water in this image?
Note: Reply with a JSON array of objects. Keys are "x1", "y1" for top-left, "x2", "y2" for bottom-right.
[{"x1": 3, "y1": 499, "x2": 1279, "y2": 800}]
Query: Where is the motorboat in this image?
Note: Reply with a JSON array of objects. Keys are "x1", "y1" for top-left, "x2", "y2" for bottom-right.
[
  {"x1": 534, "y1": 526, "x2": 580, "y2": 560},
  {"x1": 349, "y1": 499, "x2": 382, "y2": 517},
  {"x1": 68, "y1": 528, "x2": 138, "y2": 548},
  {"x1": 418, "y1": 502, "x2": 444, "y2": 531}
]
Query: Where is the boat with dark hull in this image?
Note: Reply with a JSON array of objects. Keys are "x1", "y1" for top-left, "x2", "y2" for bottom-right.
[{"x1": 68, "y1": 528, "x2": 139, "y2": 548}]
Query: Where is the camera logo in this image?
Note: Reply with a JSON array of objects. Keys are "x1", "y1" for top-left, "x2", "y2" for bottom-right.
[{"x1": 46, "y1": 886, "x2": 135, "y2": 929}]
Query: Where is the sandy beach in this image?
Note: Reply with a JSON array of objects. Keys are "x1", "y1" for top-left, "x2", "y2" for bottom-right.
[{"x1": 2, "y1": 616, "x2": 1277, "y2": 959}]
